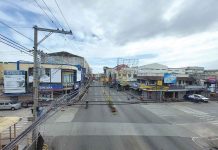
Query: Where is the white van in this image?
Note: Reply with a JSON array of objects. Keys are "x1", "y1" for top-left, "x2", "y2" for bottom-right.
[{"x1": 0, "y1": 100, "x2": 21, "y2": 110}]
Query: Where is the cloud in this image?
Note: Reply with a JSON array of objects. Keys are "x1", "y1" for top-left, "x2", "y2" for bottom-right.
[{"x1": 0, "y1": 0, "x2": 218, "y2": 73}]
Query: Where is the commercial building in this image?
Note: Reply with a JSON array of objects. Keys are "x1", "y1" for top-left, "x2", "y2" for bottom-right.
[
  {"x1": 0, "y1": 61, "x2": 79, "y2": 103},
  {"x1": 136, "y1": 63, "x2": 206, "y2": 101},
  {"x1": 202, "y1": 70, "x2": 218, "y2": 94},
  {"x1": 41, "y1": 51, "x2": 91, "y2": 77},
  {"x1": 103, "y1": 63, "x2": 214, "y2": 101}
]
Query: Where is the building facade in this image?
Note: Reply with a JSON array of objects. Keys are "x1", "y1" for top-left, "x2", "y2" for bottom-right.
[
  {"x1": 103, "y1": 63, "x2": 215, "y2": 101},
  {"x1": 41, "y1": 51, "x2": 91, "y2": 75},
  {"x1": 0, "y1": 61, "x2": 78, "y2": 102}
]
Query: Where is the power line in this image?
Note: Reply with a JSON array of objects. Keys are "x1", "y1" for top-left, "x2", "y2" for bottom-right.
[
  {"x1": 41, "y1": 0, "x2": 64, "y2": 29},
  {"x1": 33, "y1": 0, "x2": 59, "y2": 29},
  {"x1": 54, "y1": 0, "x2": 71, "y2": 30},
  {"x1": 0, "y1": 20, "x2": 55, "y2": 53},
  {"x1": 0, "y1": 33, "x2": 32, "y2": 52},
  {"x1": 0, "y1": 20, "x2": 33, "y2": 41},
  {"x1": 0, "y1": 40, "x2": 32, "y2": 56},
  {"x1": 0, "y1": 26, "x2": 32, "y2": 29}
]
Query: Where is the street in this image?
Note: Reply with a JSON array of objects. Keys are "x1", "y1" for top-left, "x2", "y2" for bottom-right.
[{"x1": 40, "y1": 81, "x2": 218, "y2": 150}]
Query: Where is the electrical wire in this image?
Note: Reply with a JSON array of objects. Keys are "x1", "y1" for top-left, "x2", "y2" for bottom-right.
[
  {"x1": 0, "y1": 40, "x2": 33, "y2": 56},
  {"x1": 33, "y1": 0, "x2": 59, "y2": 29},
  {"x1": 54, "y1": 0, "x2": 71, "y2": 30},
  {"x1": 0, "y1": 33, "x2": 31, "y2": 52},
  {"x1": 41, "y1": 0, "x2": 64, "y2": 29},
  {"x1": 0, "y1": 20, "x2": 33, "y2": 42}
]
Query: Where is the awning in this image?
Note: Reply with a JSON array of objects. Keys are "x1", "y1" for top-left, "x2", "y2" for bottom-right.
[{"x1": 3, "y1": 93, "x2": 32, "y2": 96}]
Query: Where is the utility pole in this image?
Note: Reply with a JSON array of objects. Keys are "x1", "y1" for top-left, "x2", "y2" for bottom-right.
[
  {"x1": 33, "y1": 26, "x2": 38, "y2": 124},
  {"x1": 32, "y1": 25, "x2": 72, "y2": 149}
]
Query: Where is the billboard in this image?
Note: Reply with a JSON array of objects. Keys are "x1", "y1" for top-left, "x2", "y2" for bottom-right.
[
  {"x1": 51, "y1": 68, "x2": 61, "y2": 83},
  {"x1": 164, "y1": 73, "x2": 176, "y2": 84},
  {"x1": 29, "y1": 68, "x2": 51, "y2": 83},
  {"x1": 208, "y1": 77, "x2": 216, "y2": 83},
  {"x1": 40, "y1": 68, "x2": 50, "y2": 82},
  {"x1": 77, "y1": 70, "x2": 81, "y2": 81},
  {"x1": 4, "y1": 70, "x2": 26, "y2": 93}
]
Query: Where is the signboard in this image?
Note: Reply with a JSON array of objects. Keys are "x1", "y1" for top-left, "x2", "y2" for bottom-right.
[
  {"x1": 157, "y1": 80, "x2": 163, "y2": 86},
  {"x1": 51, "y1": 68, "x2": 61, "y2": 83},
  {"x1": 131, "y1": 82, "x2": 139, "y2": 88},
  {"x1": 77, "y1": 70, "x2": 81, "y2": 81},
  {"x1": 29, "y1": 68, "x2": 51, "y2": 83},
  {"x1": 4, "y1": 70, "x2": 26, "y2": 93},
  {"x1": 74, "y1": 82, "x2": 80, "y2": 90},
  {"x1": 209, "y1": 84, "x2": 216, "y2": 92},
  {"x1": 164, "y1": 73, "x2": 176, "y2": 84},
  {"x1": 39, "y1": 83, "x2": 63, "y2": 90},
  {"x1": 208, "y1": 77, "x2": 216, "y2": 83},
  {"x1": 40, "y1": 68, "x2": 50, "y2": 82}
]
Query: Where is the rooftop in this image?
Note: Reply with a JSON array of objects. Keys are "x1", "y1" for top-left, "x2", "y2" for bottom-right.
[{"x1": 47, "y1": 51, "x2": 83, "y2": 58}]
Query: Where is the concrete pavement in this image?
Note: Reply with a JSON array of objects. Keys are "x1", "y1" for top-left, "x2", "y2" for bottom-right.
[{"x1": 40, "y1": 81, "x2": 218, "y2": 150}]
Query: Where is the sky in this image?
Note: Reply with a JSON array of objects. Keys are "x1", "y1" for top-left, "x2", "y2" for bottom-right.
[{"x1": 0, "y1": 0, "x2": 218, "y2": 73}]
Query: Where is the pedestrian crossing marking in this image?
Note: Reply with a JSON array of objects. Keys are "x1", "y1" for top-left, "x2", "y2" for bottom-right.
[{"x1": 173, "y1": 105, "x2": 218, "y2": 127}]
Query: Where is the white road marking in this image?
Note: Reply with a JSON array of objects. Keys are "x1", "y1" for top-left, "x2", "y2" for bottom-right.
[
  {"x1": 192, "y1": 137, "x2": 210, "y2": 149},
  {"x1": 141, "y1": 105, "x2": 176, "y2": 117},
  {"x1": 173, "y1": 105, "x2": 218, "y2": 126},
  {"x1": 41, "y1": 122, "x2": 197, "y2": 137}
]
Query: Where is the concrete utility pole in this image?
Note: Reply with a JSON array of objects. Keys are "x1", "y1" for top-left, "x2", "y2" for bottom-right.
[
  {"x1": 33, "y1": 26, "x2": 38, "y2": 124},
  {"x1": 32, "y1": 25, "x2": 72, "y2": 149}
]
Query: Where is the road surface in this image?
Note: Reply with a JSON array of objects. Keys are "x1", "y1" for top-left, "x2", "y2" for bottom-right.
[{"x1": 40, "y1": 81, "x2": 218, "y2": 150}]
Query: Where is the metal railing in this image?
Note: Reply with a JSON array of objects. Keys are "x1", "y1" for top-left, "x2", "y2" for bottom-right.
[{"x1": 2, "y1": 82, "x2": 90, "y2": 150}]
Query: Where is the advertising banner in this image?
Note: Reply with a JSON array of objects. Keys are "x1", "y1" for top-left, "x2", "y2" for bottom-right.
[
  {"x1": 40, "y1": 68, "x2": 50, "y2": 82},
  {"x1": 4, "y1": 70, "x2": 26, "y2": 93},
  {"x1": 208, "y1": 77, "x2": 216, "y2": 83},
  {"x1": 77, "y1": 70, "x2": 81, "y2": 81},
  {"x1": 39, "y1": 83, "x2": 63, "y2": 90},
  {"x1": 51, "y1": 68, "x2": 61, "y2": 83},
  {"x1": 157, "y1": 80, "x2": 163, "y2": 86},
  {"x1": 29, "y1": 68, "x2": 50, "y2": 83},
  {"x1": 131, "y1": 82, "x2": 139, "y2": 88},
  {"x1": 164, "y1": 73, "x2": 176, "y2": 84}
]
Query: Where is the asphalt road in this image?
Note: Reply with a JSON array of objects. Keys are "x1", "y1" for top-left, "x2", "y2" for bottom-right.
[{"x1": 40, "y1": 81, "x2": 218, "y2": 150}]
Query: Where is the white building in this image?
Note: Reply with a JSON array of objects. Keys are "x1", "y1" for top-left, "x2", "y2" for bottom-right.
[
  {"x1": 41, "y1": 51, "x2": 91, "y2": 74},
  {"x1": 185, "y1": 66, "x2": 204, "y2": 74}
]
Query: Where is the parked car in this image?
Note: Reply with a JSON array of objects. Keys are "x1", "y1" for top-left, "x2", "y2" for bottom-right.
[
  {"x1": 187, "y1": 95, "x2": 200, "y2": 103},
  {"x1": 192, "y1": 94, "x2": 209, "y2": 103},
  {"x1": 184, "y1": 94, "x2": 209, "y2": 103},
  {"x1": 0, "y1": 100, "x2": 21, "y2": 110},
  {"x1": 183, "y1": 94, "x2": 190, "y2": 100},
  {"x1": 22, "y1": 100, "x2": 34, "y2": 108}
]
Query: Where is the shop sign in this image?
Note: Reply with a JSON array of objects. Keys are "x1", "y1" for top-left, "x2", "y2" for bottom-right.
[
  {"x1": 131, "y1": 82, "x2": 139, "y2": 88},
  {"x1": 4, "y1": 70, "x2": 26, "y2": 93},
  {"x1": 39, "y1": 84, "x2": 63, "y2": 90},
  {"x1": 208, "y1": 77, "x2": 216, "y2": 83},
  {"x1": 164, "y1": 73, "x2": 177, "y2": 84},
  {"x1": 157, "y1": 80, "x2": 163, "y2": 86}
]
